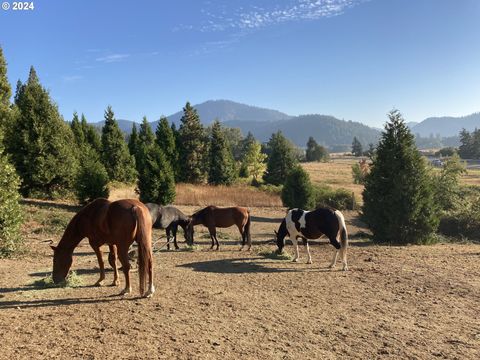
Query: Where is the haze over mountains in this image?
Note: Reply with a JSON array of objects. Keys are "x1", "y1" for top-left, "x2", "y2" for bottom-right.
[
  {"x1": 409, "y1": 113, "x2": 480, "y2": 138},
  {"x1": 92, "y1": 100, "x2": 480, "y2": 148}
]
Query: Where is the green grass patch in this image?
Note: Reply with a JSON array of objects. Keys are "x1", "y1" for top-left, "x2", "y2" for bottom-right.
[
  {"x1": 199, "y1": 232, "x2": 232, "y2": 240},
  {"x1": 182, "y1": 244, "x2": 200, "y2": 252},
  {"x1": 257, "y1": 247, "x2": 293, "y2": 261},
  {"x1": 32, "y1": 271, "x2": 83, "y2": 289}
]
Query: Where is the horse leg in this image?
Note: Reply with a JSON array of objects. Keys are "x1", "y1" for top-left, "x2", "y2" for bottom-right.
[
  {"x1": 172, "y1": 224, "x2": 180, "y2": 250},
  {"x1": 91, "y1": 245, "x2": 106, "y2": 286},
  {"x1": 302, "y1": 237, "x2": 312, "y2": 264},
  {"x1": 292, "y1": 237, "x2": 300, "y2": 262},
  {"x1": 166, "y1": 227, "x2": 171, "y2": 251},
  {"x1": 117, "y1": 246, "x2": 132, "y2": 295},
  {"x1": 328, "y1": 236, "x2": 341, "y2": 269},
  {"x1": 208, "y1": 226, "x2": 216, "y2": 250},
  {"x1": 108, "y1": 245, "x2": 119, "y2": 286},
  {"x1": 238, "y1": 224, "x2": 245, "y2": 251}
]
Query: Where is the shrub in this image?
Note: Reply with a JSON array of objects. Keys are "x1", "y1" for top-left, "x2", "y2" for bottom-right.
[
  {"x1": 352, "y1": 159, "x2": 369, "y2": 185},
  {"x1": 281, "y1": 166, "x2": 315, "y2": 209},
  {"x1": 438, "y1": 185, "x2": 480, "y2": 240},
  {"x1": 314, "y1": 184, "x2": 357, "y2": 210}
]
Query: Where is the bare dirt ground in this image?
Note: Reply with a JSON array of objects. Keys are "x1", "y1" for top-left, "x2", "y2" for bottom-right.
[{"x1": 1, "y1": 205, "x2": 479, "y2": 359}]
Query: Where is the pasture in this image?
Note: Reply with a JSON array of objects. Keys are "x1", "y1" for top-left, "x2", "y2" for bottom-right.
[{"x1": 0, "y1": 199, "x2": 479, "y2": 359}]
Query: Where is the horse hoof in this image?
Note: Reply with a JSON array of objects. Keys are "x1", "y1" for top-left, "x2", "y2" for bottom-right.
[
  {"x1": 94, "y1": 281, "x2": 104, "y2": 287},
  {"x1": 292, "y1": 259, "x2": 299, "y2": 263},
  {"x1": 120, "y1": 289, "x2": 131, "y2": 296},
  {"x1": 307, "y1": 261, "x2": 312, "y2": 265},
  {"x1": 110, "y1": 281, "x2": 120, "y2": 287}
]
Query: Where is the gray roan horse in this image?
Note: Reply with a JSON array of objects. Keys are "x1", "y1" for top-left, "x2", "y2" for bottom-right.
[
  {"x1": 187, "y1": 206, "x2": 251, "y2": 250},
  {"x1": 275, "y1": 207, "x2": 349, "y2": 270},
  {"x1": 145, "y1": 203, "x2": 191, "y2": 250}
]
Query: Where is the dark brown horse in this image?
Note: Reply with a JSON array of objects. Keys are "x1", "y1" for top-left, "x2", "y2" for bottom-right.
[
  {"x1": 186, "y1": 206, "x2": 251, "y2": 250},
  {"x1": 50, "y1": 198, "x2": 155, "y2": 297}
]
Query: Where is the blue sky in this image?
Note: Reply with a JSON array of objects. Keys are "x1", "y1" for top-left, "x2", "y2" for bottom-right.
[{"x1": 0, "y1": 0, "x2": 479, "y2": 127}]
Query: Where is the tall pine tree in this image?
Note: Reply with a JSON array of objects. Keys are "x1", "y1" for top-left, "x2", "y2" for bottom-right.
[
  {"x1": 362, "y1": 110, "x2": 438, "y2": 244},
  {"x1": 0, "y1": 52, "x2": 23, "y2": 253},
  {"x1": 71, "y1": 112, "x2": 85, "y2": 146},
  {"x1": 10, "y1": 67, "x2": 78, "y2": 197},
  {"x1": 208, "y1": 120, "x2": 237, "y2": 185},
  {"x1": 178, "y1": 102, "x2": 207, "y2": 183},
  {"x1": 128, "y1": 123, "x2": 140, "y2": 163},
  {"x1": 263, "y1": 131, "x2": 297, "y2": 185},
  {"x1": 101, "y1": 106, "x2": 137, "y2": 183},
  {"x1": 81, "y1": 113, "x2": 102, "y2": 154},
  {"x1": 306, "y1": 137, "x2": 329, "y2": 162},
  {"x1": 352, "y1": 136, "x2": 363, "y2": 157},
  {"x1": 155, "y1": 116, "x2": 178, "y2": 172},
  {"x1": 137, "y1": 143, "x2": 176, "y2": 205},
  {"x1": 0, "y1": 46, "x2": 12, "y2": 138}
]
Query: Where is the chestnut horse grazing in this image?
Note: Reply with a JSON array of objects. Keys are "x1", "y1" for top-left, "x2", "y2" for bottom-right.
[
  {"x1": 187, "y1": 206, "x2": 251, "y2": 250},
  {"x1": 50, "y1": 198, "x2": 155, "y2": 297}
]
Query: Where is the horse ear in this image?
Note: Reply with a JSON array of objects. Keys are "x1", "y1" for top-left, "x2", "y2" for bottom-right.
[{"x1": 50, "y1": 245, "x2": 57, "y2": 251}]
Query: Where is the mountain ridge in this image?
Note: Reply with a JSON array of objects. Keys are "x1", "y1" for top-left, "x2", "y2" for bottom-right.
[{"x1": 90, "y1": 99, "x2": 479, "y2": 147}]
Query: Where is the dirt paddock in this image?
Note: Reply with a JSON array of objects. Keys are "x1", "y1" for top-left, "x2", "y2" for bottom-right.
[{"x1": 0, "y1": 206, "x2": 479, "y2": 359}]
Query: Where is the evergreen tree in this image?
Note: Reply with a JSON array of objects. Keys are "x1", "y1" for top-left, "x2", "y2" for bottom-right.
[
  {"x1": 0, "y1": 46, "x2": 12, "y2": 137},
  {"x1": 351, "y1": 136, "x2": 363, "y2": 157},
  {"x1": 81, "y1": 114, "x2": 102, "y2": 154},
  {"x1": 362, "y1": 110, "x2": 439, "y2": 244},
  {"x1": 239, "y1": 131, "x2": 256, "y2": 160},
  {"x1": 75, "y1": 146, "x2": 109, "y2": 204},
  {"x1": 281, "y1": 165, "x2": 315, "y2": 209},
  {"x1": 155, "y1": 116, "x2": 178, "y2": 174},
  {"x1": 306, "y1": 136, "x2": 329, "y2": 162},
  {"x1": 10, "y1": 67, "x2": 78, "y2": 197},
  {"x1": 71, "y1": 112, "x2": 85, "y2": 146},
  {"x1": 137, "y1": 144, "x2": 176, "y2": 205},
  {"x1": 101, "y1": 106, "x2": 137, "y2": 183},
  {"x1": 242, "y1": 140, "x2": 267, "y2": 184},
  {"x1": 208, "y1": 120, "x2": 237, "y2": 185},
  {"x1": 263, "y1": 131, "x2": 298, "y2": 185},
  {"x1": 178, "y1": 102, "x2": 207, "y2": 183},
  {"x1": 0, "y1": 143, "x2": 23, "y2": 256},
  {"x1": 128, "y1": 123, "x2": 139, "y2": 163},
  {"x1": 458, "y1": 128, "x2": 478, "y2": 159},
  {"x1": 135, "y1": 117, "x2": 155, "y2": 172}
]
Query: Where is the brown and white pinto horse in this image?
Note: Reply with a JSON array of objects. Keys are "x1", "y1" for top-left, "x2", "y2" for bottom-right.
[
  {"x1": 275, "y1": 207, "x2": 349, "y2": 271},
  {"x1": 187, "y1": 206, "x2": 251, "y2": 250},
  {"x1": 50, "y1": 198, "x2": 155, "y2": 297}
]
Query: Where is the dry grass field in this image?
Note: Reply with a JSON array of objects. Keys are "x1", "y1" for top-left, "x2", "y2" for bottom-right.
[
  {"x1": 2, "y1": 159, "x2": 480, "y2": 359},
  {"x1": 1, "y1": 201, "x2": 479, "y2": 359}
]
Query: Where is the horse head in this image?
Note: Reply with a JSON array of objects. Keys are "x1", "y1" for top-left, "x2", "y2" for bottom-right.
[
  {"x1": 274, "y1": 221, "x2": 288, "y2": 253},
  {"x1": 51, "y1": 245, "x2": 73, "y2": 283}
]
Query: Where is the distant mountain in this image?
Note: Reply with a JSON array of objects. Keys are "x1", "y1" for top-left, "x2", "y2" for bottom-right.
[
  {"x1": 91, "y1": 100, "x2": 380, "y2": 147},
  {"x1": 92, "y1": 119, "x2": 136, "y2": 133},
  {"x1": 411, "y1": 113, "x2": 480, "y2": 137},
  {"x1": 165, "y1": 99, "x2": 292, "y2": 125},
  {"x1": 225, "y1": 115, "x2": 380, "y2": 147}
]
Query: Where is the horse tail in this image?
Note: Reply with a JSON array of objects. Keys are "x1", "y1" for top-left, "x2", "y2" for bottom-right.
[
  {"x1": 245, "y1": 209, "x2": 252, "y2": 248},
  {"x1": 334, "y1": 210, "x2": 348, "y2": 249},
  {"x1": 334, "y1": 210, "x2": 349, "y2": 270},
  {"x1": 132, "y1": 205, "x2": 153, "y2": 297}
]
